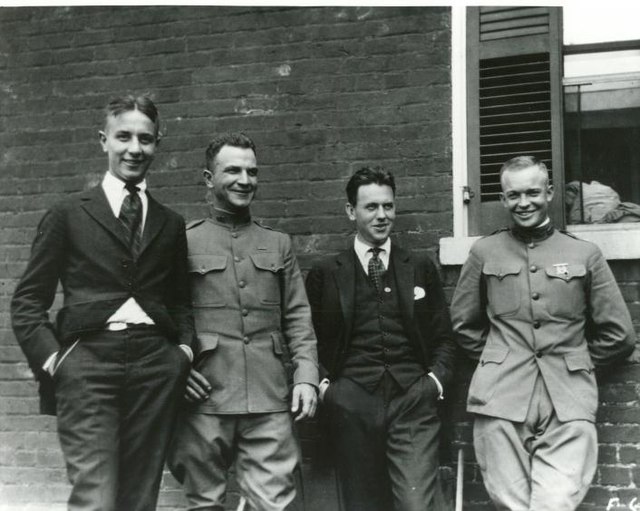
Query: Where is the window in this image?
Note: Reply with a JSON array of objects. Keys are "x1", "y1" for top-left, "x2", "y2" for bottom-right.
[{"x1": 562, "y1": 5, "x2": 640, "y2": 226}]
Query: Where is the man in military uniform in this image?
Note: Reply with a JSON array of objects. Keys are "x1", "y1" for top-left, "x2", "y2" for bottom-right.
[
  {"x1": 168, "y1": 133, "x2": 319, "y2": 511},
  {"x1": 451, "y1": 155, "x2": 635, "y2": 510}
]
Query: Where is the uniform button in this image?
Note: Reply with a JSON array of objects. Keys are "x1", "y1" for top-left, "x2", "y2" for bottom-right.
[
  {"x1": 239, "y1": 280, "x2": 246, "y2": 288},
  {"x1": 234, "y1": 256, "x2": 241, "y2": 263},
  {"x1": 242, "y1": 309, "x2": 248, "y2": 316},
  {"x1": 383, "y1": 348, "x2": 389, "y2": 353},
  {"x1": 384, "y1": 287, "x2": 391, "y2": 293},
  {"x1": 530, "y1": 265, "x2": 538, "y2": 273},
  {"x1": 243, "y1": 336, "x2": 250, "y2": 344},
  {"x1": 528, "y1": 243, "x2": 535, "y2": 249},
  {"x1": 200, "y1": 265, "x2": 206, "y2": 274},
  {"x1": 536, "y1": 350, "x2": 543, "y2": 358},
  {"x1": 384, "y1": 363, "x2": 390, "y2": 369},
  {"x1": 533, "y1": 321, "x2": 541, "y2": 329},
  {"x1": 127, "y1": 281, "x2": 133, "y2": 287},
  {"x1": 532, "y1": 292, "x2": 540, "y2": 300},
  {"x1": 121, "y1": 260, "x2": 129, "y2": 268},
  {"x1": 232, "y1": 233, "x2": 238, "y2": 239}
]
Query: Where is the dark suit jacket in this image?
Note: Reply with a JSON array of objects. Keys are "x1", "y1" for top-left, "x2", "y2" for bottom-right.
[
  {"x1": 11, "y1": 185, "x2": 194, "y2": 414},
  {"x1": 305, "y1": 243, "x2": 457, "y2": 390}
]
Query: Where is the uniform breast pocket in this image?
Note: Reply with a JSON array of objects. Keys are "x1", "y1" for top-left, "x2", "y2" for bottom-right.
[
  {"x1": 544, "y1": 264, "x2": 587, "y2": 319},
  {"x1": 188, "y1": 255, "x2": 227, "y2": 307},
  {"x1": 249, "y1": 253, "x2": 284, "y2": 305},
  {"x1": 482, "y1": 263, "x2": 521, "y2": 317}
]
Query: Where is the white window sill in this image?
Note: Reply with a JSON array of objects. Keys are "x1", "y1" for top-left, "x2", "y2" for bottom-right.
[{"x1": 439, "y1": 223, "x2": 640, "y2": 265}]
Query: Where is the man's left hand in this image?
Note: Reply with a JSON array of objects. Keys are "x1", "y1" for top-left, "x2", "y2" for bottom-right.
[{"x1": 291, "y1": 383, "x2": 317, "y2": 421}]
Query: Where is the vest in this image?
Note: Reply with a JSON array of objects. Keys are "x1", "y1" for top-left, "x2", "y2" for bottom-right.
[{"x1": 341, "y1": 257, "x2": 425, "y2": 392}]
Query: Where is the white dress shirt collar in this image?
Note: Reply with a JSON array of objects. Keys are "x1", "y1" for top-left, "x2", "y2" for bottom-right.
[
  {"x1": 101, "y1": 171, "x2": 148, "y2": 227},
  {"x1": 353, "y1": 235, "x2": 391, "y2": 274}
]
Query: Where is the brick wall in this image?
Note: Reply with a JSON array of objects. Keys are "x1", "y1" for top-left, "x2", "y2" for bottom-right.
[
  {"x1": 1, "y1": 6, "x2": 638, "y2": 511},
  {"x1": 0, "y1": 6, "x2": 452, "y2": 510}
]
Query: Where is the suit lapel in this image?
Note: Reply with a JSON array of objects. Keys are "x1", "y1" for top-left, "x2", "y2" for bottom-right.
[
  {"x1": 391, "y1": 244, "x2": 416, "y2": 324},
  {"x1": 80, "y1": 186, "x2": 130, "y2": 251},
  {"x1": 333, "y1": 249, "x2": 356, "y2": 343},
  {"x1": 139, "y1": 192, "x2": 168, "y2": 258}
]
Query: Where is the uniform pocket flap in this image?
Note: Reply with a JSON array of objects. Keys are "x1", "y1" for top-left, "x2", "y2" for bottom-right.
[
  {"x1": 188, "y1": 255, "x2": 227, "y2": 275},
  {"x1": 271, "y1": 331, "x2": 284, "y2": 355},
  {"x1": 564, "y1": 353, "x2": 594, "y2": 372},
  {"x1": 196, "y1": 333, "x2": 219, "y2": 353},
  {"x1": 545, "y1": 264, "x2": 586, "y2": 282},
  {"x1": 482, "y1": 263, "x2": 521, "y2": 280},
  {"x1": 250, "y1": 253, "x2": 284, "y2": 273},
  {"x1": 480, "y1": 346, "x2": 509, "y2": 366}
]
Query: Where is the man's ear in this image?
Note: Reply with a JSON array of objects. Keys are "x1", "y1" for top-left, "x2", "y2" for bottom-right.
[
  {"x1": 203, "y1": 169, "x2": 214, "y2": 188},
  {"x1": 499, "y1": 192, "x2": 508, "y2": 209},
  {"x1": 345, "y1": 202, "x2": 356, "y2": 221},
  {"x1": 546, "y1": 184, "x2": 554, "y2": 202},
  {"x1": 98, "y1": 131, "x2": 107, "y2": 151}
]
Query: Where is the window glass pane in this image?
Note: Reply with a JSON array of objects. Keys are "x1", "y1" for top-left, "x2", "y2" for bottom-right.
[
  {"x1": 563, "y1": 74, "x2": 640, "y2": 224},
  {"x1": 564, "y1": 5, "x2": 640, "y2": 45}
]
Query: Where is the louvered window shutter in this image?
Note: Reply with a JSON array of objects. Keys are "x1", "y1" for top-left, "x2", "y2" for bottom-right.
[{"x1": 466, "y1": 6, "x2": 565, "y2": 235}]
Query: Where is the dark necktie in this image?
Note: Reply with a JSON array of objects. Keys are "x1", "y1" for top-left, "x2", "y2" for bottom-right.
[
  {"x1": 119, "y1": 182, "x2": 143, "y2": 257},
  {"x1": 368, "y1": 247, "x2": 386, "y2": 294}
]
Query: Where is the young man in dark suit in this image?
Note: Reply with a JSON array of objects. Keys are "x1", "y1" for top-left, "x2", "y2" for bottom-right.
[
  {"x1": 305, "y1": 167, "x2": 457, "y2": 511},
  {"x1": 11, "y1": 95, "x2": 194, "y2": 511}
]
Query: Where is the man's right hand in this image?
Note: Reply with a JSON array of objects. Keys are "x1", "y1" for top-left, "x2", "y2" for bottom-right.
[{"x1": 184, "y1": 368, "x2": 211, "y2": 403}]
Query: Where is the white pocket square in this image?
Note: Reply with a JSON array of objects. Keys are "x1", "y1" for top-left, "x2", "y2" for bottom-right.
[{"x1": 414, "y1": 286, "x2": 426, "y2": 300}]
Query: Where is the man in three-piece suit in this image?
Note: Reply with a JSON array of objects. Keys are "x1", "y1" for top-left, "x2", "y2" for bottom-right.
[
  {"x1": 11, "y1": 95, "x2": 193, "y2": 511},
  {"x1": 451, "y1": 156, "x2": 635, "y2": 510},
  {"x1": 305, "y1": 167, "x2": 457, "y2": 511}
]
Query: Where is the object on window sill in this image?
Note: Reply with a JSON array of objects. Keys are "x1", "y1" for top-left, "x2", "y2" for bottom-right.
[{"x1": 566, "y1": 180, "x2": 620, "y2": 224}]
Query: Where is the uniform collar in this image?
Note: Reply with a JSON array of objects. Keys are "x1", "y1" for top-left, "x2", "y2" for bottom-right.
[
  {"x1": 511, "y1": 218, "x2": 555, "y2": 243},
  {"x1": 208, "y1": 206, "x2": 252, "y2": 228}
]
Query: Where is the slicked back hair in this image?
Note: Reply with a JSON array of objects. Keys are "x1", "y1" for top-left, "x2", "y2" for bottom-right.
[
  {"x1": 104, "y1": 94, "x2": 160, "y2": 137},
  {"x1": 346, "y1": 167, "x2": 396, "y2": 206},
  {"x1": 205, "y1": 133, "x2": 257, "y2": 171},
  {"x1": 500, "y1": 155, "x2": 550, "y2": 185}
]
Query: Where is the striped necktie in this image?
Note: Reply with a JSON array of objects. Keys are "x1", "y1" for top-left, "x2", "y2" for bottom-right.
[{"x1": 119, "y1": 182, "x2": 143, "y2": 258}]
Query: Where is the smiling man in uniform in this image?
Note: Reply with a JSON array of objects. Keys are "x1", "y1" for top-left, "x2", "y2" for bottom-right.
[
  {"x1": 451, "y1": 155, "x2": 635, "y2": 510},
  {"x1": 168, "y1": 132, "x2": 318, "y2": 511}
]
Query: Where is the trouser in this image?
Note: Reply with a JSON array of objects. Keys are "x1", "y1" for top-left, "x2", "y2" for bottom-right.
[
  {"x1": 324, "y1": 373, "x2": 446, "y2": 511},
  {"x1": 473, "y1": 374, "x2": 598, "y2": 511},
  {"x1": 168, "y1": 411, "x2": 300, "y2": 511},
  {"x1": 53, "y1": 326, "x2": 190, "y2": 511}
]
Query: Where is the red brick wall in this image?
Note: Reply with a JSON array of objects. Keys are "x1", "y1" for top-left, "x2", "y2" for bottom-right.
[{"x1": 0, "y1": 6, "x2": 452, "y2": 510}]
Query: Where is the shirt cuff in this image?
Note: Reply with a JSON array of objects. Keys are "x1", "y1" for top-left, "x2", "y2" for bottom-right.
[
  {"x1": 428, "y1": 372, "x2": 444, "y2": 400},
  {"x1": 179, "y1": 344, "x2": 194, "y2": 363},
  {"x1": 43, "y1": 352, "x2": 58, "y2": 375},
  {"x1": 318, "y1": 378, "x2": 331, "y2": 401}
]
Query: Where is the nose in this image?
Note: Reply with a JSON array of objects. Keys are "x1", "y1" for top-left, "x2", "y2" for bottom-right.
[
  {"x1": 376, "y1": 205, "x2": 387, "y2": 218},
  {"x1": 517, "y1": 193, "x2": 531, "y2": 208},
  {"x1": 128, "y1": 137, "x2": 142, "y2": 155},
  {"x1": 237, "y1": 169, "x2": 251, "y2": 185}
]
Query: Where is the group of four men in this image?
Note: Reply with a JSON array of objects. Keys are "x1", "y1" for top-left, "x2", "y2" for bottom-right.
[{"x1": 11, "y1": 95, "x2": 635, "y2": 511}]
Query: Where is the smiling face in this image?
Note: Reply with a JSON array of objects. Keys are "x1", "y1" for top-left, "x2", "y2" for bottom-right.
[
  {"x1": 99, "y1": 109, "x2": 158, "y2": 184},
  {"x1": 204, "y1": 144, "x2": 258, "y2": 212},
  {"x1": 500, "y1": 164, "x2": 554, "y2": 229},
  {"x1": 346, "y1": 183, "x2": 396, "y2": 247}
]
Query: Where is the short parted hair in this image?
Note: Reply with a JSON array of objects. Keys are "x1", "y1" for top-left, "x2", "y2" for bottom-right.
[
  {"x1": 500, "y1": 155, "x2": 550, "y2": 185},
  {"x1": 346, "y1": 166, "x2": 396, "y2": 205},
  {"x1": 104, "y1": 94, "x2": 160, "y2": 137},
  {"x1": 205, "y1": 132, "x2": 257, "y2": 171}
]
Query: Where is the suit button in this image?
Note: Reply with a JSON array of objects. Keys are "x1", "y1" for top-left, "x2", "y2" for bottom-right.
[
  {"x1": 532, "y1": 293, "x2": 540, "y2": 300},
  {"x1": 243, "y1": 336, "x2": 250, "y2": 344},
  {"x1": 530, "y1": 265, "x2": 538, "y2": 273},
  {"x1": 533, "y1": 321, "x2": 541, "y2": 329},
  {"x1": 234, "y1": 256, "x2": 241, "y2": 263},
  {"x1": 239, "y1": 280, "x2": 246, "y2": 288},
  {"x1": 384, "y1": 363, "x2": 390, "y2": 369},
  {"x1": 232, "y1": 233, "x2": 238, "y2": 239},
  {"x1": 121, "y1": 260, "x2": 129, "y2": 268},
  {"x1": 536, "y1": 351, "x2": 543, "y2": 358},
  {"x1": 242, "y1": 309, "x2": 248, "y2": 316}
]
